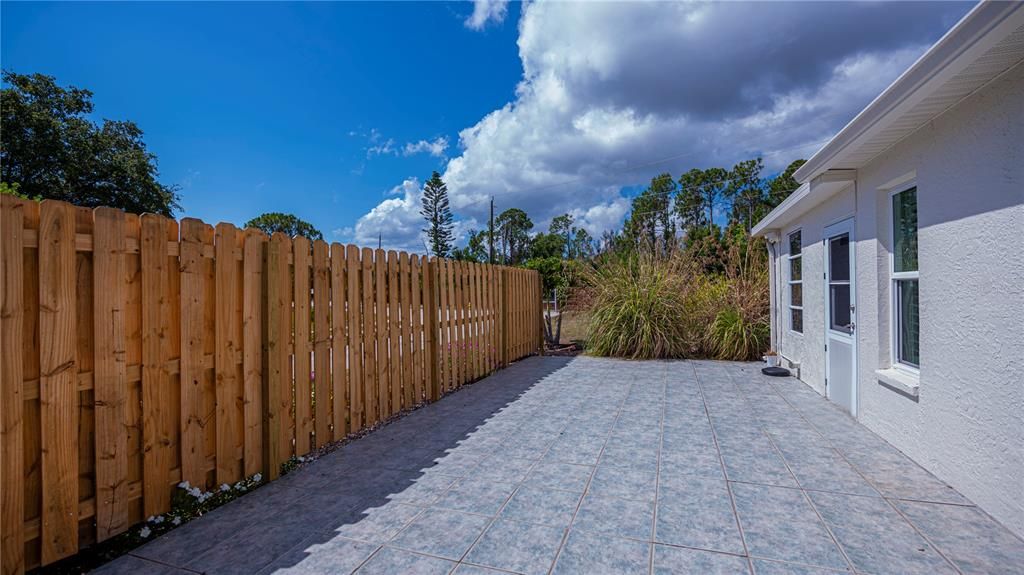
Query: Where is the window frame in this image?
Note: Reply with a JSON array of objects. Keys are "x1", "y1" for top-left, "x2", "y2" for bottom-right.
[
  {"x1": 889, "y1": 184, "x2": 920, "y2": 373},
  {"x1": 787, "y1": 228, "x2": 804, "y2": 334}
]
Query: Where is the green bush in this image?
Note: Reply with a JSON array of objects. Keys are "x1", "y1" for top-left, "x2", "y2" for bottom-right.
[
  {"x1": 578, "y1": 252, "x2": 696, "y2": 359},
  {"x1": 577, "y1": 234, "x2": 770, "y2": 361}
]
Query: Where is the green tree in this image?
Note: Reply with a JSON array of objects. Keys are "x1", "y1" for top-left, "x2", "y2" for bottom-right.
[
  {"x1": 624, "y1": 173, "x2": 676, "y2": 255},
  {"x1": 767, "y1": 159, "x2": 806, "y2": 207},
  {"x1": 530, "y1": 232, "x2": 566, "y2": 260},
  {"x1": 550, "y1": 213, "x2": 574, "y2": 257},
  {"x1": 495, "y1": 208, "x2": 533, "y2": 265},
  {"x1": 677, "y1": 167, "x2": 728, "y2": 236},
  {"x1": 420, "y1": 171, "x2": 454, "y2": 257},
  {"x1": 452, "y1": 229, "x2": 489, "y2": 262},
  {"x1": 244, "y1": 212, "x2": 323, "y2": 240},
  {"x1": 1, "y1": 71, "x2": 180, "y2": 215},
  {"x1": 571, "y1": 227, "x2": 595, "y2": 259},
  {"x1": 725, "y1": 158, "x2": 766, "y2": 231}
]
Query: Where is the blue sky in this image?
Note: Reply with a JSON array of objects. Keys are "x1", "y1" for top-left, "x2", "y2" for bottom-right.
[
  {"x1": 2, "y1": 1, "x2": 522, "y2": 242},
  {"x1": 2, "y1": 1, "x2": 971, "y2": 251}
]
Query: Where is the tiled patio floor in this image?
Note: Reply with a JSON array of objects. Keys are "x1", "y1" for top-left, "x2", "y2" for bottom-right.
[{"x1": 99, "y1": 357, "x2": 1024, "y2": 575}]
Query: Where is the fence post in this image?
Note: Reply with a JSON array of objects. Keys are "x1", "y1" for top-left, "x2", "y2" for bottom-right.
[
  {"x1": 423, "y1": 258, "x2": 440, "y2": 401},
  {"x1": 499, "y1": 267, "x2": 508, "y2": 367}
]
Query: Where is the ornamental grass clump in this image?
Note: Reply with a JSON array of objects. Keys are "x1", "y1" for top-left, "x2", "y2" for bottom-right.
[{"x1": 578, "y1": 251, "x2": 696, "y2": 359}]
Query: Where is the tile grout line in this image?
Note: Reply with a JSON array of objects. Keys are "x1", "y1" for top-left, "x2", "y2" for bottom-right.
[
  {"x1": 690, "y1": 362, "x2": 755, "y2": 575},
  {"x1": 720, "y1": 364, "x2": 858, "y2": 574},
  {"x1": 546, "y1": 375, "x2": 631, "y2": 575},
  {"x1": 754, "y1": 368, "x2": 965, "y2": 575},
  {"x1": 648, "y1": 364, "x2": 667, "y2": 575}
]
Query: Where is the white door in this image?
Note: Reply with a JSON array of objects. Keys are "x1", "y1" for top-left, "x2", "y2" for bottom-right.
[{"x1": 824, "y1": 219, "x2": 857, "y2": 416}]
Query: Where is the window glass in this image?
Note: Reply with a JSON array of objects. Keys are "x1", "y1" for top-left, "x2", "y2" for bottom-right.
[
  {"x1": 893, "y1": 187, "x2": 918, "y2": 273},
  {"x1": 789, "y1": 257, "x2": 802, "y2": 281},
  {"x1": 790, "y1": 309, "x2": 803, "y2": 333},
  {"x1": 789, "y1": 231, "x2": 802, "y2": 255},
  {"x1": 898, "y1": 279, "x2": 920, "y2": 366},
  {"x1": 829, "y1": 235, "x2": 850, "y2": 282},
  {"x1": 830, "y1": 284, "x2": 852, "y2": 333},
  {"x1": 791, "y1": 283, "x2": 802, "y2": 307}
]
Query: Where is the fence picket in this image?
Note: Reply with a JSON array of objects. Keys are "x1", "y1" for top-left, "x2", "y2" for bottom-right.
[
  {"x1": 8, "y1": 198, "x2": 541, "y2": 570},
  {"x1": 312, "y1": 240, "x2": 331, "y2": 446}
]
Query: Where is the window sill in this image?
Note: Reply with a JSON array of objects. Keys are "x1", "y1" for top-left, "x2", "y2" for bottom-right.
[{"x1": 875, "y1": 368, "x2": 919, "y2": 398}]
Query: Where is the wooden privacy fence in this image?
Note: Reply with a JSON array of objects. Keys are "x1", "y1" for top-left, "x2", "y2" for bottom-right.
[{"x1": 0, "y1": 197, "x2": 542, "y2": 573}]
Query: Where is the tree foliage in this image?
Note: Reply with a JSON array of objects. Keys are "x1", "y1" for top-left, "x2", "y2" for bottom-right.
[
  {"x1": 495, "y1": 207, "x2": 533, "y2": 265},
  {"x1": 420, "y1": 171, "x2": 454, "y2": 257},
  {"x1": 1, "y1": 71, "x2": 180, "y2": 215},
  {"x1": 244, "y1": 212, "x2": 323, "y2": 240}
]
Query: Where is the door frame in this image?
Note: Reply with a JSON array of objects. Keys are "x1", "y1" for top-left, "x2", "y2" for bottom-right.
[{"x1": 823, "y1": 217, "x2": 858, "y2": 417}]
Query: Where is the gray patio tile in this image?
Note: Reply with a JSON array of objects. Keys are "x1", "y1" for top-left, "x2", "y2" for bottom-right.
[
  {"x1": 472, "y1": 455, "x2": 537, "y2": 483},
  {"x1": 652, "y1": 544, "x2": 751, "y2": 574},
  {"x1": 256, "y1": 534, "x2": 380, "y2": 574},
  {"x1": 525, "y1": 461, "x2": 594, "y2": 493},
  {"x1": 842, "y1": 454, "x2": 967, "y2": 504},
  {"x1": 588, "y1": 465, "x2": 658, "y2": 502},
  {"x1": 893, "y1": 500, "x2": 1024, "y2": 575},
  {"x1": 500, "y1": 485, "x2": 582, "y2": 528},
  {"x1": 334, "y1": 502, "x2": 425, "y2": 543},
  {"x1": 453, "y1": 565, "x2": 512, "y2": 575},
  {"x1": 185, "y1": 507, "x2": 323, "y2": 574},
  {"x1": 656, "y1": 479, "x2": 745, "y2": 555},
  {"x1": 749, "y1": 559, "x2": 849, "y2": 574},
  {"x1": 551, "y1": 529, "x2": 651, "y2": 575},
  {"x1": 573, "y1": 492, "x2": 655, "y2": 541},
  {"x1": 660, "y1": 448, "x2": 725, "y2": 481},
  {"x1": 718, "y1": 439, "x2": 798, "y2": 487},
  {"x1": 425, "y1": 450, "x2": 488, "y2": 477},
  {"x1": 389, "y1": 508, "x2": 491, "y2": 560},
  {"x1": 545, "y1": 435, "x2": 608, "y2": 465},
  {"x1": 808, "y1": 491, "x2": 957, "y2": 574},
  {"x1": 730, "y1": 483, "x2": 847, "y2": 570},
  {"x1": 387, "y1": 473, "x2": 461, "y2": 506},
  {"x1": 433, "y1": 478, "x2": 517, "y2": 516},
  {"x1": 599, "y1": 443, "x2": 660, "y2": 472},
  {"x1": 466, "y1": 517, "x2": 566, "y2": 575},
  {"x1": 96, "y1": 554, "x2": 197, "y2": 575},
  {"x1": 356, "y1": 546, "x2": 456, "y2": 574},
  {"x1": 777, "y1": 446, "x2": 879, "y2": 497}
]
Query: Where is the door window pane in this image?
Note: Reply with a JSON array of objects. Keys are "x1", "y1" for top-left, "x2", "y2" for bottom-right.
[
  {"x1": 830, "y1": 284, "x2": 851, "y2": 333},
  {"x1": 791, "y1": 283, "x2": 802, "y2": 307},
  {"x1": 893, "y1": 187, "x2": 918, "y2": 272},
  {"x1": 829, "y1": 235, "x2": 850, "y2": 282},
  {"x1": 790, "y1": 308, "x2": 803, "y2": 333},
  {"x1": 789, "y1": 257, "x2": 802, "y2": 281},
  {"x1": 897, "y1": 279, "x2": 920, "y2": 366}
]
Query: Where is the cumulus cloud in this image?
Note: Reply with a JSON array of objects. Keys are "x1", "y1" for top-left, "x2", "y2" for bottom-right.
[
  {"x1": 465, "y1": 0, "x2": 509, "y2": 31},
  {"x1": 354, "y1": 1, "x2": 971, "y2": 252},
  {"x1": 403, "y1": 136, "x2": 449, "y2": 158}
]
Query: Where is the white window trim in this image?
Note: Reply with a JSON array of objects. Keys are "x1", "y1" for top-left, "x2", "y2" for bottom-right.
[
  {"x1": 888, "y1": 183, "x2": 920, "y2": 375},
  {"x1": 787, "y1": 229, "x2": 803, "y2": 335}
]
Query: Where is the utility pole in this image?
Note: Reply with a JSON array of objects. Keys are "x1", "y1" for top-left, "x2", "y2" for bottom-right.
[
  {"x1": 488, "y1": 196, "x2": 495, "y2": 265},
  {"x1": 378, "y1": 232, "x2": 382, "y2": 250}
]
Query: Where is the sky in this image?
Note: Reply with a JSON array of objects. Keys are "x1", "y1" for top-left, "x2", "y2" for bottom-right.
[{"x1": 2, "y1": 0, "x2": 973, "y2": 252}]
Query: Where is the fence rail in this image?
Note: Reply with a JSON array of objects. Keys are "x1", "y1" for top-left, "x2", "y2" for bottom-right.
[{"x1": 0, "y1": 197, "x2": 542, "y2": 573}]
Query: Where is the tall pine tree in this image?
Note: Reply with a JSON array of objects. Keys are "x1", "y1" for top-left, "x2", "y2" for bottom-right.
[{"x1": 420, "y1": 171, "x2": 454, "y2": 257}]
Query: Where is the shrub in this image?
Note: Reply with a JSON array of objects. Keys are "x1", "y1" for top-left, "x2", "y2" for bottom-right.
[{"x1": 578, "y1": 251, "x2": 697, "y2": 359}]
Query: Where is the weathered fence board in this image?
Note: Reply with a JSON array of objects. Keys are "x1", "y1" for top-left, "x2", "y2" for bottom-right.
[{"x1": 0, "y1": 197, "x2": 541, "y2": 573}]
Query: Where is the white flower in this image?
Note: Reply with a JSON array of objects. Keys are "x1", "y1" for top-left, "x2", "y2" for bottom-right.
[
  {"x1": 171, "y1": 516, "x2": 182, "y2": 526},
  {"x1": 178, "y1": 481, "x2": 191, "y2": 489},
  {"x1": 252, "y1": 473, "x2": 262, "y2": 482},
  {"x1": 147, "y1": 515, "x2": 156, "y2": 523},
  {"x1": 139, "y1": 526, "x2": 151, "y2": 538},
  {"x1": 188, "y1": 487, "x2": 202, "y2": 498},
  {"x1": 220, "y1": 483, "x2": 231, "y2": 492},
  {"x1": 153, "y1": 515, "x2": 165, "y2": 524}
]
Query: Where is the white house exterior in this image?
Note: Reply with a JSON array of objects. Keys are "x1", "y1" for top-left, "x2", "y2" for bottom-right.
[{"x1": 752, "y1": 1, "x2": 1024, "y2": 538}]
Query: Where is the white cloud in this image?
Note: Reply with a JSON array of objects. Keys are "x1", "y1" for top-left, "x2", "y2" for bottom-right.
[
  {"x1": 465, "y1": 0, "x2": 508, "y2": 31},
  {"x1": 351, "y1": 1, "x2": 970, "y2": 251},
  {"x1": 403, "y1": 136, "x2": 449, "y2": 158}
]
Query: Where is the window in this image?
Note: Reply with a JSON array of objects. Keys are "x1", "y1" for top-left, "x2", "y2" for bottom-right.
[
  {"x1": 891, "y1": 187, "x2": 919, "y2": 368},
  {"x1": 787, "y1": 230, "x2": 803, "y2": 333}
]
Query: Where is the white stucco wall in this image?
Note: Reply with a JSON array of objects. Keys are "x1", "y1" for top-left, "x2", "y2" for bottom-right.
[{"x1": 774, "y1": 63, "x2": 1024, "y2": 536}]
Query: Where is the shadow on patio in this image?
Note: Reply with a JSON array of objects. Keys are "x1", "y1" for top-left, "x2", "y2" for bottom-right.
[{"x1": 97, "y1": 356, "x2": 1024, "y2": 575}]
